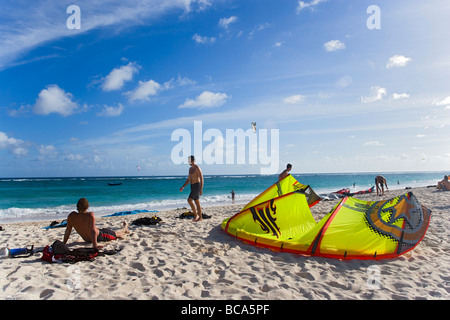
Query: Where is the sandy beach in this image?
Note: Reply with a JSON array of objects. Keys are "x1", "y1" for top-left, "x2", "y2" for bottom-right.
[{"x1": 1, "y1": 186, "x2": 449, "y2": 301}]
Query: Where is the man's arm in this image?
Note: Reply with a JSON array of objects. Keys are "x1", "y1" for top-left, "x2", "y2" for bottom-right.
[
  {"x1": 199, "y1": 167, "x2": 204, "y2": 195},
  {"x1": 63, "y1": 215, "x2": 73, "y2": 244},
  {"x1": 180, "y1": 178, "x2": 190, "y2": 191},
  {"x1": 89, "y1": 213, "x2": 100, "y2": 250}
]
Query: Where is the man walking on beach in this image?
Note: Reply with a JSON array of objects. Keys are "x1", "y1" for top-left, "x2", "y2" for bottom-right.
[
  {"x1": 63, "y1": 198, "x2": 129, "y2": 250},
  {"x1": 180, "y1": 155, "x2": 204, "y2": 222}
]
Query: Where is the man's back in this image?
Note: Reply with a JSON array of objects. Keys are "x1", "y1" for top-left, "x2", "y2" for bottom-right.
[
  {"x1": 67, "y1": 211, "x2": 96, "y2": 242},
  {"x1": 441, "y1": 179, "x2": 450, "y2": 189}
]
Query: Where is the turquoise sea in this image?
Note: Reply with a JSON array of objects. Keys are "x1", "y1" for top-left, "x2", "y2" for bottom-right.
[{"x1": 0, "y1": 171, "x2": 447, "y2": 223}]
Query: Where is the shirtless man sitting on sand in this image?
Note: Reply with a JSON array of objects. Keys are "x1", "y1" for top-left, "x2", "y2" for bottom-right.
[
  {"x1": 63, "y1": 198, "x2": 129, "y2": 250},
  {"x1": 180, "y1": 155, "x2": 204, "y2": 222},
  {"x1": 437, "y1": 175, "x2": 450, "y2": 191}
]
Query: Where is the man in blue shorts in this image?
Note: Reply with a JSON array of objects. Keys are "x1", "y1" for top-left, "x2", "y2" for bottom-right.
[{"x1": 180, "y1": 155, "x2": 204, "y2": 222}]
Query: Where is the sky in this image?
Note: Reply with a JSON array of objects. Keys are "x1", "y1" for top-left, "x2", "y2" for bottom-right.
[{"x1": 1, "y1": 0, "x2": 450, "y2": 177}]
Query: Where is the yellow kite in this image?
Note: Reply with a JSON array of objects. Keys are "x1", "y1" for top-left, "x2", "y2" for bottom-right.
[{"x1": 221, "y1": 175, "x2": 431, "y2": 260}]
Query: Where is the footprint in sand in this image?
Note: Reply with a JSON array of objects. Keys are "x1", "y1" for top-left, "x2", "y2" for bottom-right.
[{"x1": 131, "y1": 261, "x2": 146, "y2": 272}]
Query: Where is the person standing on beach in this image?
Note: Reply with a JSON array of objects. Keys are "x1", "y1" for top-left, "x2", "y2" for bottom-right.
[
  {"x1": 279, "y1": 163, "x2": 292, "y2": 181},
  {"x1": 180, "y1": 155, "x2": 204, "y2": 222},
  {"x1": 375, "y1": 175, "x2": 388, "y2": 196},
  {"x1": 63, "y1": 198, "x2": 129, "y2": 250}
]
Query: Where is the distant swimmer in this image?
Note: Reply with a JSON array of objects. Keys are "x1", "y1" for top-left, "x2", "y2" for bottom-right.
[
  {"x1": 375, "y1": 175, "x2": 388, "y2": 196},
  {"x1": 437, "y1": 175, "x2": 450, "y2": 191},
  {"x1": 180, "y1": 155, "x2": 204, "y2": 222},
  {"x1": 279, "y1": 163, "x2": 292, "y2": 181}
]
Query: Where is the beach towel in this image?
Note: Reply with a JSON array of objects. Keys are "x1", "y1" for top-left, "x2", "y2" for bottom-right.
[
  {"x1": 43, "y1": 220, "x2": 67, "y2": 229},
  {"x1": 103, "y1": 209, "x2": 158, "y2": 217},
  {"x1": 346, "y1": 186, "x2": 375, "y2": 196},
  {"x1": 41, "y1": 240, "x2": 121, "y2": 264},
  {"x1": 319, "y1": 186, "x2": 375, "y2": 200}
]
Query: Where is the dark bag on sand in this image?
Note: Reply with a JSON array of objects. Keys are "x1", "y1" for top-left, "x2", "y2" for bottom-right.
[
  {"x1": 178, "y1": 211, "x2": 211, "y2": 219},
  {"x1": 132, "y1": 216, "x2": 162, "y2": 226},
  {"x1": 41, "y1": 240, "x2": 120, "y2": 264}
]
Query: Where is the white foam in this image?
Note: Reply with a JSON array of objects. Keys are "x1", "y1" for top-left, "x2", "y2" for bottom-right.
[{"x1": 0, "y1": 193, "x2": 258, "y2": 224}]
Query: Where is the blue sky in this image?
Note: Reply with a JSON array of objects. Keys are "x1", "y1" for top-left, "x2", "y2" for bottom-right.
[{"x1": 1, "y1": 0, "x2": 450, "y2": 177}]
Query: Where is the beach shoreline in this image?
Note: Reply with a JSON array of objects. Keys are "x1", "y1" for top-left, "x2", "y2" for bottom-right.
[
  {"x1": 1, "y1": 172, "x2": 447, "y2": 224},
  {"x1": 1, "y1": 186, "x2": 449, "y2": 300}
]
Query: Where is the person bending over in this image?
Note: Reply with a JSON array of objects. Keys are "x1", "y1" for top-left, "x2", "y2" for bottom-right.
[{"x1": 375, "y1": 175, "x2": 388, "y2": 196}]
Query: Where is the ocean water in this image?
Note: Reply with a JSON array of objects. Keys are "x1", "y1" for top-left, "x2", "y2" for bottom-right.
[{"x1": 0, "y1": 171, "x2": 447, "y2": 223}]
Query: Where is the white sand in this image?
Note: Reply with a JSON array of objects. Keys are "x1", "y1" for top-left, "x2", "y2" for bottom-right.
[{"x1": 0, "y1": 186, "x2": 449, "y2": 300}]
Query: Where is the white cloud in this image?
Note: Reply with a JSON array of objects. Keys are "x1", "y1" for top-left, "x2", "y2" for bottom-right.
[
  {"x1": 0, "y1": 1, "x2": 213, "y2": 70},
  {"x1": 249, "y1": 23, "x2": 273, "y2": 38},
  {"x1": 39, "y1": 145, "x2": 57, "y2": 155},
  {"x1": 0, "y1": 131, "x2": 28, "y2": 156},
  {"x1": 125, "y1": 75, "x2": 195, "y2": 103},
  {"x1": 386, "y1": 55, "x2": 412, "y2": 69},
  {"x1": 391, "y1": 93, "x2": 410, "y2": 100},
  {"x1": 192, "y1": 33, "x2": 216, "y2": 44},
  {"x1": 65, "y1": 153, "x2": 83, "y2": 161},
  {"x1": 97, "y1": 103, "x2": 125, "y2": 117},
  {"x1": 363, "y1": 141, "x2": 385, "y2": 147},
  {"x1": 102, "y1": 62, "x2": 139, "y2": 91},
  {"x1": 33, "y1": 85, "x2": 79, "y2": 116},
  {"x1": 193, "y1": 0, "x2": 213, "y2": 12},
  {"x1": 179, "y1": 91, "x2": 229, "y2": 109},
  {"x1": 335, "y1": 75, "x2": 352, "y2": 89},
  {"x1": 163, "y1": 75, "x2": 196, "y2": 90},
  {"x1": 361, "y1": 86, "x2": 387, "y2": 103},
  {"x1": 126, "y1": 80, "x2": 161, "y2": 102},
  {"x1": 219, "y1": 16, "x2": 238, "y2": 29},
  {"x1": 283, "y1": 95, "x2": 305, "y2": 104},
  {"x1": 38, "y1": 145, "x2": 57, "y2": 160},
  {"x1": 297, "y1": 0, "x2": 328, "y2": 13},
  {"x1": 323, "y1": 40, "x2": 345, "y2": 52},
  {"x1": 434, "y1": 96, "x2": 450, "y2": 107}
]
